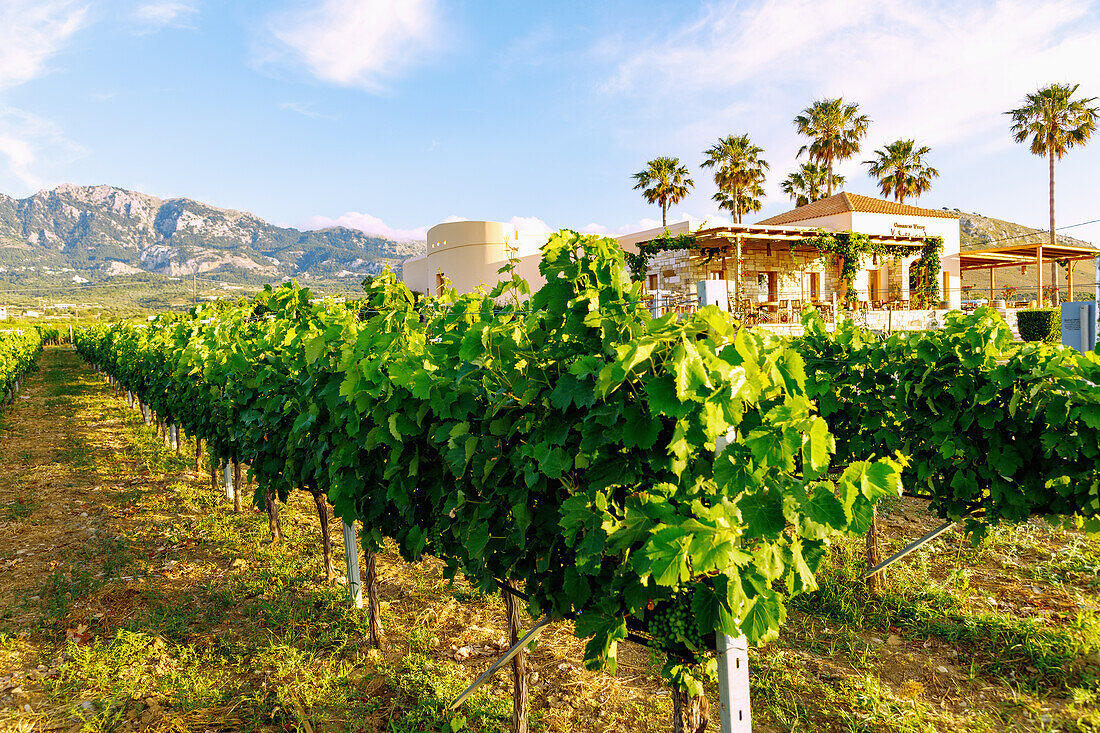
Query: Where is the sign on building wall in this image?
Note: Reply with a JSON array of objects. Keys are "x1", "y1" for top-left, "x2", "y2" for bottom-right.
[{"x1": 890, "y1": 222, "x2": 927, "y2": 238}]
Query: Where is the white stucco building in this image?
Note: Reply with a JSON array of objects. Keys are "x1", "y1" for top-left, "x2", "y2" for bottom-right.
[
  {"x1": 401, "y1": 221, "x2": 549, "y2": 296},
  {"x1": 755, "y1": 192, "x2": 961, "y2": 309}
]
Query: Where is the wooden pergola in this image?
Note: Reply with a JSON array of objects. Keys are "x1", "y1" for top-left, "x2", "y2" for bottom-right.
[
  {"x1": 688, "y1": 224, "x2": 925, "y2": 248},
  {"x1": 687, "y1": 225, "x2": 926, "y2": 304},
  {"x1": 959, "y1": 242, "x2": 1099, "y2": 301}
]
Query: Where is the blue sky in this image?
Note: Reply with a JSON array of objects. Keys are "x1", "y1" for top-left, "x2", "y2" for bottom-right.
[{"x1": 4, "y1": 0, "x2": 1100, "y2": 245}]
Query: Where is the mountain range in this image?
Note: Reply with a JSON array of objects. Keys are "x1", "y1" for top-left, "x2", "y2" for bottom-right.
[
  {"x1": 0, "y1": 184, "x2": 424, "y2": 284},
  {"x1": 0, "y1": 184, "x2": 1092, "y2": 297}
]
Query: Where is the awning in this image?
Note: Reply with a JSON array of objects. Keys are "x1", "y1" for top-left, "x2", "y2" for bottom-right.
[
  {"x1": 687, "y1": 224, "x2": 926, "y2": 249},
  {"x1": 959, "y1": 243, "x2": 1100, "y2": 271}
]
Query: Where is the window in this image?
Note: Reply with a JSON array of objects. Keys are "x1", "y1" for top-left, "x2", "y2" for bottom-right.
[
  {"x1": 709, "y1": 270, "x2": 725, "y2": 280},
  {"x1": 868, "y1": 269, "x2": 881, "y2": 302},
  {"x1": 809, "y1": 272, "x2": 821, "y2": 301},
  {"x1": 648, "y1": 274, "x2": 658, "y2": 291}
]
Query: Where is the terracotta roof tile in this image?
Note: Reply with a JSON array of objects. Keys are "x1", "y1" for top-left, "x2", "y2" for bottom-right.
[{"x1": 757, "y1": 192, "x2": 961, "y2": 226}]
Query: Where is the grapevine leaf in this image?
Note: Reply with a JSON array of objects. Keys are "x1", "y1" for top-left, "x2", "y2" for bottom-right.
[
  {"x1": 801, "y1": 485, "x2": 847, "y2": 530},
  {"x1": 738, "y1": 592, "x2": 784, "y2": 645},
  {"x1": 737, "y1": 490, "x2": 785, "y2": 538},
  {"x1": 304, "y1": 333, "x2": 326, "y2": 365},
  {"x1": 641, "y1": 527, "x2": 691, "y2": 587},
  {"x1": 563, "y1": 567, "x2": 592, "y2": 607},
  {"x1": 576, "y1": 613, "x2": 628, "y2": 674}
]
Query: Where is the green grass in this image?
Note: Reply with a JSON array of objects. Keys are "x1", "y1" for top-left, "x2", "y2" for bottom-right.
[
  {"x1": 1, "y1": 496, "x2": 33, "y2": 521},
  {"x1": 7, "y1": 347, "x2": 1100, "y2": 733},
  {"x1": 791, "y1": 531, "x2": 1100, "y2": 693}
]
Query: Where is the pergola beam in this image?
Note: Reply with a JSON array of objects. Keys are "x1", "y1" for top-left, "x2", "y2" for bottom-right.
[{"x1": 959, "y1": 254, "x2": 1096, "y2": 272}]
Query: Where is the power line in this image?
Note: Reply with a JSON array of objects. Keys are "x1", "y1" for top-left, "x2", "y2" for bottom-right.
[{"x1": 980, "y1": 217, "x2": 1100, "y2": 246}]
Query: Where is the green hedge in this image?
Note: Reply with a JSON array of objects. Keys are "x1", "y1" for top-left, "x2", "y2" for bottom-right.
[{"x1": 1017, "y1": 308, "x2": 1062, "y2": 343}]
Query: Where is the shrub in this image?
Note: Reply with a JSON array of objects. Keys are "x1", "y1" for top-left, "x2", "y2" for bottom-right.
[{"x1": 1017, "y1": 308, "x2": 1062, "y2": 342}]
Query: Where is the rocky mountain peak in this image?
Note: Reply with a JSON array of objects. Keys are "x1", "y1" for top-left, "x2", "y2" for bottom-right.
[{"x1": 0, "y1": 184, "x2": 424, "y2": 282}]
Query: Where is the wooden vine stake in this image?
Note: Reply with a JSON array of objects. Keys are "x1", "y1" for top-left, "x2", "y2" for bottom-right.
[
  {"x1": 233, "y1": 461, "x2": 242, "y2": 513},
  {"x1": 264, "y1": 492, "x2": 283, "y2": 543},
  {"x1": 364, "y1": 549, "x2": 385, "y2": 649},
  {"x1": 307, "y1": 480, "x2": 334, "y2": 581},
  {"x1": 195, "y1": 438, "x2": 202, "y2": 474},
  {"x1": 865, "y1": 506, "x2": 882, "y2": 594},
  {"x1": 503, "y1": 581, "x2": 529, "y2": 733}
]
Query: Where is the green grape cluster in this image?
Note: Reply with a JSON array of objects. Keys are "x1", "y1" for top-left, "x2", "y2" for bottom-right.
[{"x1": 646, "y1": 595, "x2": 708, "y2": 652}]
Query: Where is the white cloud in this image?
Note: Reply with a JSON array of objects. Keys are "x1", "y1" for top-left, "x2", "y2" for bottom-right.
[
  {"x1": 132, "y1": 1, "x2": 197, "y2": 31},
  {"x1": 579, "y1": 211, "x2": 736, "y2": 239},
  {"x1": 304, "y1": 213, "x2": 557, "y2": 244},
  {"x1": 0, "y1": 106, "x2": 84, "y2": 189},
  {"x1": 579, "y1": 218, "x2": 661, "y2": 238},
  {"x1": 304, "y1": 211, "x2": 431, "y2": 241},
  {"x1": 0, "y1": 1, "x2": 88, "y2": 91},
  {"x1": 602, "y1": 0, "x2": 1100, "y2": 207},
  {"x1": 0, "y1": 3, "x2": 87, "y2": 191},
  {"x1": 505, "y1": 216, "x2": 553, "y2": 238},
  {"x1": 278, "y1": 101, "x2": 337, "y2": 120},
  {"x1": 261, "y1": 0, "x2": 439, "y2": 92}
]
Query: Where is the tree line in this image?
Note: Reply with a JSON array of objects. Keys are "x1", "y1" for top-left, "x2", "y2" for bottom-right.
[{"x1": 632, "y1": 84, "x2": 1098, "y2": 235}]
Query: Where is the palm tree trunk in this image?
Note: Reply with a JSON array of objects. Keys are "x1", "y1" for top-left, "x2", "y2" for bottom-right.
[
  {"x1": 1049, "y1": 151, "x2": 1056, "y2": 305},
  {"x1": 662, "y1": 201, "x2": 667, "y2": 228},
  {"x1": 827, "y1": 152, "x2": 834, "y2": 196}
]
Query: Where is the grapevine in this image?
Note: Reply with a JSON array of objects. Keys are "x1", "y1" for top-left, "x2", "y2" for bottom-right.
[{"x1": 76, "y1": 231, "x2": 904, "y2": 697}]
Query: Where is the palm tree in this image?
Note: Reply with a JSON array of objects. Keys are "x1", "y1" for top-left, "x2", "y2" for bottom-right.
[
  {"x1": 863, "y1": 139, "x2": 939, "y2": 203},
  {"x1": 701, "y1": 134, "x2": 768, "y2": 223},
  {"x1": 781, "y1": 163, "x2": 842, "y2": 206},
  {"x1": 631, "y1": 156, "x2": 694, "y2": 227},
  {"x1": 1007, "y1": 83, "x2": 1099, "y2": 300},
  {"x1": 794, "y1": 98, "x2": 871, "y2": 196}
]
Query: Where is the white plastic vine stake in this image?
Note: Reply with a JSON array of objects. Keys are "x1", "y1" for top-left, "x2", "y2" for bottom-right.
[
  {"x1": 142, "y1": 404, "x2": 151, "y2": 426},
  {"x1": 716, "y1": 633, "x2": 751, "y2": 733},
  {"x1": 715, "y1": 428, "x2": 752, "y2": 733},
  {"x1": 69, "y1": 326, "x2": 73, "y2": 344},
  {"x1": 224, "y1": 460, "x2": 234, "y2": 501},
  {"x1": 342, "y1": 520, "x2": 363, "y2": 609},
  {"x1": 170, "y1": 425, "x2": 179, "y2": 452}
]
